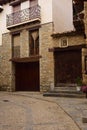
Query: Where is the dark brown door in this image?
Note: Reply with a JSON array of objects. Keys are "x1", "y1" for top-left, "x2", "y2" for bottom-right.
[
  {"x1": 15, "y1": 61, "x2": 40, "y2": 91},
  {"x1": 54, "y1": 50, "x2": 82, "y2": 86}
]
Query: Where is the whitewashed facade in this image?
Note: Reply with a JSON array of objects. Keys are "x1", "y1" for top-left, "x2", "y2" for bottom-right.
[{"x1": 0, "y1": 0, "x2": 74, "y2": 45}]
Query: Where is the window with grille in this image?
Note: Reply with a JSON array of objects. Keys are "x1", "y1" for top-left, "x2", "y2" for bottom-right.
[{"x1": 29, "y1": 29, "x2": 39, "y2": 56}]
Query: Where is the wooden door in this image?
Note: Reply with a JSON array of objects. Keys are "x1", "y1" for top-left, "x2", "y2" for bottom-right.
[
  {"x1": 15, "y1": 61, "x2": 40, "y2": 91},
  {"x1": 54, "y1": 50, "x2": 82, "y2": 86}
]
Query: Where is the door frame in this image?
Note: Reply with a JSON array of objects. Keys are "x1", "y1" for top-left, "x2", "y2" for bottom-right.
[
  {"x1": 53, "y1": 45, "x2": 85, "y2": 86},
  {"x1": 10, "y1": 56, "x2": 41, "y2": 91}
]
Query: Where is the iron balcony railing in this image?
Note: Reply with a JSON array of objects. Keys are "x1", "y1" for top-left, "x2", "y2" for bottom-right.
[{"x1": 6, "y1": 5, "x2": 41, "y2": 27}]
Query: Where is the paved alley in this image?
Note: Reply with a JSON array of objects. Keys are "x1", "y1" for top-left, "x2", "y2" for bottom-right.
[{"x1": 0, "y1": 92, "x2": 80, "y2": 130}]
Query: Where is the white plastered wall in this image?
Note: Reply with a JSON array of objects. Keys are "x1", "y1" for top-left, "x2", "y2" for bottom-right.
[
  {"x1": 0, "y1": 4, "x2": 11, "y2": 45},
  {"x1": 38, "y1": 0, "x2": 52, "y2": 24},
  {"x1": 0, "y1": 0, "x2": 75, "y2": 45},
  {"x1": 0, "y1": 1, "x2": 30, "y2": 46},
  {"x1": 53, "y1": 0, "x2": 74, "y2": 33},
  {"x1": 21, "y1": 0, "x2": 53, "y2": 24}
]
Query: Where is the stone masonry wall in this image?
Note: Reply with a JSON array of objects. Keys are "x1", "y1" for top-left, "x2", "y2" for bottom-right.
[
  {"x1": 39, "y1": 22, "x2": 54, "y2": 92},
  {"x1": 53, "y1": 35, "x2": 85, "y2": 48},
  {"x1": 0, "y1": 22, "x2": 86, "y2": 92},
  {"x1": 0, "y1": 33, "x2": 12, "y2": 91}
]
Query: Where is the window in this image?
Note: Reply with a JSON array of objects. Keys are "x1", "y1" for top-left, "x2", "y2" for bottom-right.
[
  {"x1": 29, "y1": 29, "x2": 39, "y2": 56},
  {"x1": 30, "y1": 0, "x2": 38, "y2": 7},
  {"x1": 12, "y1": 4, "x2": 21, "y2": 24},
  {"x1": 12, "y1": 33, "x2": 20, "y2": 58}
]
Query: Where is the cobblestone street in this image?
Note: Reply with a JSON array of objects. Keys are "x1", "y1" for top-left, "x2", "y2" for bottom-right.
[{"x1": 0, "y1": 92, "x2": 80, "y2": 130}]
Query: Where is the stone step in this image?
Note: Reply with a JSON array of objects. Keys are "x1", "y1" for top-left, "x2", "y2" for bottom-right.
[
  {"x1": 43, "y1": 92, "x2": 86, "y2": 98},
  {"x1": 49, "y1": 90, "x2": 83, "y2": 94},
  {"x1": 54, "y1": 87, "x2": 77, "y2": 91},
  {"x1": 56, "y1": 83, "x2": 77, "y2": 87},
  {"x1": 43, "y1": 86, "x2": 86, "y2": 98}
]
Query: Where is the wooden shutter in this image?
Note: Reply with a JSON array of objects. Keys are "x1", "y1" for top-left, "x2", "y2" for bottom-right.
[
  {"x1": 13, "y1": 4, "x2": 20, "y2": 12},
  {"x1": 30, "y1": 0, "x2": 38, "y2": 7},
  {"x1": 12, "y1": 34, "x2": 20, "y2": 58}
]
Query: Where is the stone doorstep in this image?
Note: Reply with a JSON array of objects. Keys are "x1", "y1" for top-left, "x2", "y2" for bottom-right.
[
  {"x1": 49, "y1": 90, "x2": 84, "y2": 94},
  {"x1": 43, "y1": 87, "x2": 86, "y2": 98},
  {"x1": 54, "y1": 87, "x2": 77, "y2": 91},
  {"x1": 56, "y1": 83, "x2": 77, "y2": 87},
  {"x1": 43, "y1": 92, "x2": 86, "y2": 98}
]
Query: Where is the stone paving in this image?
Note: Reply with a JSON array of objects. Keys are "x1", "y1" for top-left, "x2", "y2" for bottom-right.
[
  {"x1": 12, "y1": 92, "x2": 87, "y2": 130},
  {"x1": 54, "y1": 97, "x2": 87, "y2": 130},
  {"x1": 0, "y1": 92, "x2": 80, "y2": 130}
]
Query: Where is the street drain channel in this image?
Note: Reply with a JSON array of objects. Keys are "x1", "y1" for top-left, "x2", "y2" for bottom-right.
[
  {"x1": 3, "y1": 100, "x2": 9, "y2": 102},
  {"x1": 82, "y1": 117, "x2": 87, "y2": 123}
]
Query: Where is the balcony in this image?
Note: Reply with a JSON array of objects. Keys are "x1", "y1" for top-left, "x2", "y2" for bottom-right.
[
  {"x1": 6, "y1": 5, "x2": 41, "y2": 29},
  {"x1": 73, "y1": 12, "x2": 85, "y2": 32}
]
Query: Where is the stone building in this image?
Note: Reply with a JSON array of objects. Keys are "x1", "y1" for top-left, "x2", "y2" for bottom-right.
[{"x1": 0, "y1": 0, "x2": 87, "y2": 92}]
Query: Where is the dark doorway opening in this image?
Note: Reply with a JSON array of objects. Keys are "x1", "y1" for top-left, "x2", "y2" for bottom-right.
[
  {"x1": 15, "y1": 61, "x2": 40, "y2": 91},
  {"x1": 54, "y1": 49, "x2": 82, "y2": 86}
]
